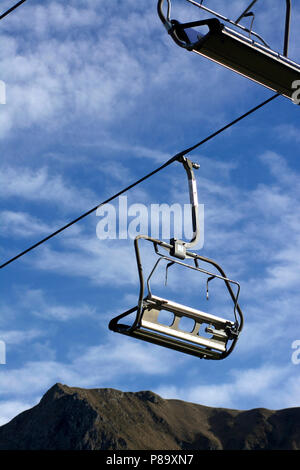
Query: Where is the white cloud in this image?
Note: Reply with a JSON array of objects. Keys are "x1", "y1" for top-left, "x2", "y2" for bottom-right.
[
  {"x1": 0, "y1": 2, "x2": 148, "y2": 138},
  {"x1": 0, "y1": 0, "x2": 265, "y2": 141},
  {"x1": 33, "y1": 2, "x2": 98, "y2": 33},
  {"x1": 0, "y1": 399, "x2": 38, "y2": 426},
  {"x1": 259, "y1": 151, "x2": 299, "y2": 187},
  {"x1": 98, "y1": 140, "x2": 171, "y2": 164},
  {"x1": 0, "y1": 211, "x2": 54, "y2": 238},
  {"x1": 0, "y1": 210, "x2": 83, "y2": 242},
  {"x1": 20, "y1": 288, "x2": 96, "y2": 322},
  {"x1": 0, "y1": 329, "x2": 43, "y2": 345},
  {"x1": 155, "y1": 364, "x2": 299, "y2": 410},
  {"x1": 274, "y1": 124, "x2": 300, "y2": 143},
  {"x1": 28, "y1": 237, "x2": 138, "y2": 287},
  {"x1": 0, "y1": 166, "x2": 96, "y2": 211},
  {"x1": 0, "y1": 335, "x2": 176, "y2": 424}
]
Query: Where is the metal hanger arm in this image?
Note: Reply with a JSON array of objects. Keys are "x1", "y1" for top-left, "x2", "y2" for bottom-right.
[{"x1": 284, "y1": 0, "x2": 291, "y2": 56}]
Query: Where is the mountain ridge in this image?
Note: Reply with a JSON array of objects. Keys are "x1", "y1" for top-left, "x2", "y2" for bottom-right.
[{"x1": 0, "y1": 383, "x2": 299, "y2": 450}]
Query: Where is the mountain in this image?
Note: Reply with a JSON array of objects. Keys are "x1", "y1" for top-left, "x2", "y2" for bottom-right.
[{"x1": 0, "y1": 383, "x2": 299, "y2": 450}]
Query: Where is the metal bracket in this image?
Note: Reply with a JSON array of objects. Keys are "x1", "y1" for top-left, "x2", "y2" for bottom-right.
[{"x1": 169, "y1": 155, "x2": 201, "y2": 259}]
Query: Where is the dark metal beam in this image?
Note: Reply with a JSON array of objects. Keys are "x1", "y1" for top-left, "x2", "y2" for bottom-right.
[{"x1": 284, "y1": 0, "x2": 291, "y2": 56}]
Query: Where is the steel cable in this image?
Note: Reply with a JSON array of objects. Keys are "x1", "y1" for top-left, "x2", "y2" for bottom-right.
[{"x1": 0, "y1": 93, "x2": 279, "y2": 270}]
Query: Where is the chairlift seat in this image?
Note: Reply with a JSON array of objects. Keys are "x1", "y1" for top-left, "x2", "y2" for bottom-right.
[
  {"x1": 158, "y1": 0, "x2": 300, "y2": 103},
  {"x1": 141, "y1": 294, "x2": 234, "y2": 353},
  {"x1": 109, "y1": 291, "x2": 239, "y2": 360},
  {"x1": 183, "y1": 23, "x2": 300, "y2": 101}
]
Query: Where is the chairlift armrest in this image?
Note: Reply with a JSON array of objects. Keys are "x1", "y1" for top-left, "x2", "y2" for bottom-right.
[{"x1": 169, "y1": 18, "x2": 223, "y2": 50}]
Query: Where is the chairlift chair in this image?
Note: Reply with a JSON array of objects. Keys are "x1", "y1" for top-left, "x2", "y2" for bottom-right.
[
  {"x1": 109, "y1": 156, "x2": 244, "y2": 360},
  {"x1": 157, "y1": 0, "x2": 300, "y2": 103}
]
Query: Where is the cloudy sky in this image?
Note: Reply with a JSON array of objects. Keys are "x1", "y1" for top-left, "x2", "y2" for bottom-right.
[{"x1": 0, "y1": 0, "x2": 300, "y2": 425}]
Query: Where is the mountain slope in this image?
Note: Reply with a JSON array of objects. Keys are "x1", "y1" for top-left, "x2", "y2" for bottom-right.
[{"x1": 0, "y1": 383, "x2": 299, "y2": 450}]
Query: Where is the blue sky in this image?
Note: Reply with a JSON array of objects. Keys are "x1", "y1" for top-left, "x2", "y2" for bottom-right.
[{"x1": 0, "y1": 0, "x2": 300, "y2": 425}]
